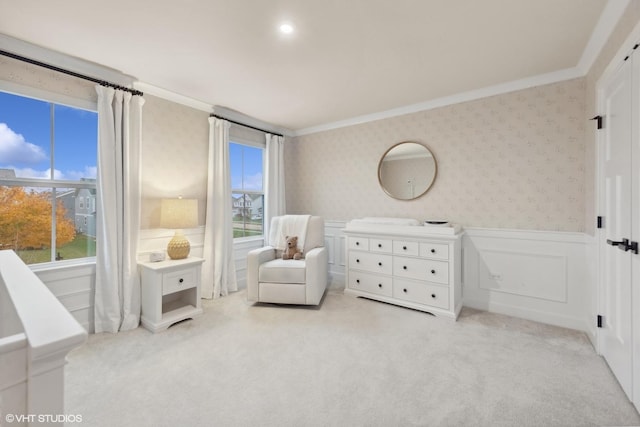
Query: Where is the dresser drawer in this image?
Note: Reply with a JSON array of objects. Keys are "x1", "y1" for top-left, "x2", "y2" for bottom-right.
[
  {"x1": 393, "y1": 240, "x2": 420, "y2": 256},
  {"x1": 348, "y1": 271, "x2": 392, "y2": 297},
  {"x1": 348, "y1": 237, "x2": 369, "y2": 251},
  {"x1": 370, "y1": 238, "x2": 392, "y2": 254},
  {"x1": 349, "y1": 252, "x2": 392, "y2": 275},
  {"x1": 420, "y1": 242, "x2": 449, "y2": 260},
  {"x1": 393, "y1": 278, "x2": 449, "y2": 310},
  {"x1": 393, "y1": 257, "x2": 449, "y2": 284},
  {"x1": 162, "y1": 268, "x2": 197, "y2": 295}
]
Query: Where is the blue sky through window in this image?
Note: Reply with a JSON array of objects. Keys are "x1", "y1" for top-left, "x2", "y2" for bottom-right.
[
  {"x1": 0, "y1": 91, "x2": 97, "y2": 180},
  {"x1": 230, "y1": 142, "x2": 263, "y2": 191}
]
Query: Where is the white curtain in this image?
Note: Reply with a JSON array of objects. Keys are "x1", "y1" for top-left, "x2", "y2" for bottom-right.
[
  {"x1": 94, "y1": 86, "x2": 144, "y2": 333},
  {"x1": 264, "y1": 133, "x2": 286, "y2": 240},
  {"x1": 202, "y1": 117, "x2": 238, "y2": 299}
]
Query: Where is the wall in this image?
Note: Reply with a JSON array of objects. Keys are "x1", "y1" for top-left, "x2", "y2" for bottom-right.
[
  {"x1": 140, "y1": 95, "x2": 209, "y2": 229},
  {"x1": 287, "y1": 78, "x2": 586, "y2": 233}
]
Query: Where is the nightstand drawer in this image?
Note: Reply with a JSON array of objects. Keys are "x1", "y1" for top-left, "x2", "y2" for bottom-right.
[{"x1": 162, "y1": 268, "x2": 197, "y2": 295}]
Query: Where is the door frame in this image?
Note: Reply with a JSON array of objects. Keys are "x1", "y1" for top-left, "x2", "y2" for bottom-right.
[{"x1": 594, "y1": 22, "x2": 640, "y2": 410}]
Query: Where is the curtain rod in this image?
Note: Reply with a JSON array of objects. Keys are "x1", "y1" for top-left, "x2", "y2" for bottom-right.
[
  {"x1": 0, "y1": 49, "x2": 143, "y2": 96},
  {"x1": 210, "y1": 114, "x2": 283, "y2": 138}
]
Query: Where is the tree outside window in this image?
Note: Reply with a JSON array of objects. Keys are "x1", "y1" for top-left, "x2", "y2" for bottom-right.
[{"x1": 0, "y1": 90, "x2": 97, "y2": 264}]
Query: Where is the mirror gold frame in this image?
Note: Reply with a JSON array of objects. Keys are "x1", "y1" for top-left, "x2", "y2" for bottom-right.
[{"x1": 377, "y1": 141, "x2": 437, "y2": 201}]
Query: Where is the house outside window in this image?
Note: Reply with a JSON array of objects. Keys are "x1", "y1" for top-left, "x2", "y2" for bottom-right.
[
  {"x1": 0, "y1": 90, "x2": 98, "y2": 265},
  {"x1": 230, "y1": 139, "x2": 264, "y2": 239}
]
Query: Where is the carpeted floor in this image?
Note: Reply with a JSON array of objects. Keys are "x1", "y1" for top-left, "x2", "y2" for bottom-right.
[{"x1": 65, "y1": 290, "x2": 640, "y2": 427}]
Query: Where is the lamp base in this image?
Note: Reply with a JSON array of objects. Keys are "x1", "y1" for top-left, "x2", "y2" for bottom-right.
[{"x1": 167, "y1": 231, "x2": 190, "y2": 260}]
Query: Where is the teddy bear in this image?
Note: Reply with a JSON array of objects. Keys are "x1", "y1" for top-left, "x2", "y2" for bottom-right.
[{"x1": 282, "y1": 235, "x2": 303, "y2": 260}]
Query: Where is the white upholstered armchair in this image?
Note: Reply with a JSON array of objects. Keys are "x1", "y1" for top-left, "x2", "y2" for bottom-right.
[{"x1": 247, "y1": 215, "x2": 328, "y2": 305}]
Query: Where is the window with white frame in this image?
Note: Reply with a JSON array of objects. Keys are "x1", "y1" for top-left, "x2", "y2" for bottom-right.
[
  {"x1": 229, "y1": 129, "x2": 265, "y2": 239},
  {"x1": 0, "y1": 89, "x2": 98, "y2": 265}
]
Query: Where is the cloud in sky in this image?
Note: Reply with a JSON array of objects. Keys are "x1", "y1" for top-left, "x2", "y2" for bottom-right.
[{"x1": 0, "y1": 123, "x2": 47, "y2": 164}]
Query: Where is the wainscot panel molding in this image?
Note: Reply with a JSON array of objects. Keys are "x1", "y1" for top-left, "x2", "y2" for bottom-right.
[
  {"x1": 463, "y1": 227, "x2": 589, "y2": 331},
  {"x1": 32, "y1": 262, "x2": 96, "y2": 333},
  {"x1": 325, "y1": 220, "x2": 347, "y2": 289}
]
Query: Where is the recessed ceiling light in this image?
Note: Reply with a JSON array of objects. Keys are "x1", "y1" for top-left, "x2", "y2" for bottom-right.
[{"x1": 279, "y1": 23, "x2": 294, "y2": 34}]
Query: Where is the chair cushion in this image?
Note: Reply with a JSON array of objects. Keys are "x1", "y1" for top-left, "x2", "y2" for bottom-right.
[{"x1": 259, "y1": 259, "x2": 306, "y2": 284}]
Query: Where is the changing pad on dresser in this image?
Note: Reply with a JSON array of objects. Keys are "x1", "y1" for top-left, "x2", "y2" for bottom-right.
[{"x1": 345, "y1": 217, "x2": 462, "y2": 236}]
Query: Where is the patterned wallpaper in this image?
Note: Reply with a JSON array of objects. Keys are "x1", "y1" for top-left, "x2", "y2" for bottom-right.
[
  {"x1": 140, "y1": 95, "x2": 209, "y2": 229},
  {"x1": 287, "y1": 78, "x2": 586, "y2": 232},
  {"x1": 0, "y1": 55, "x2": 96, "y2": 103}
]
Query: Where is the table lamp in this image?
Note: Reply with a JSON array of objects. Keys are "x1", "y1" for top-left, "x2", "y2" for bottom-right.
[{"x1": 160, "y1": 197, "x2": 198, "y2": 259}]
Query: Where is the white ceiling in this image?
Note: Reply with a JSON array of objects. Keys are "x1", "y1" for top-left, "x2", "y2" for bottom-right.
[{"x1": 0, "y1": 0, "x2": 622, "y2": 134}]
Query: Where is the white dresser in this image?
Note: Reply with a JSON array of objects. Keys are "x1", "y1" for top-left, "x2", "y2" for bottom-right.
[{"x1": 344, "y1": 221, "x2": 463, "y2": 319}]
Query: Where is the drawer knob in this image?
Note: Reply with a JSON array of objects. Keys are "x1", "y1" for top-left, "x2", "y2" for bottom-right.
[
  {"x1": 378, "y1": 243, "x2": 382, "y2": 248},
  {"x1": 179, "y1": 278, "x2": 184, "y2": 284},
  {"x1": 356, "y1": 259, "x2": 360, "y2": 263},
  {"x1": 356, "y1": 279, "x2": 360, "y2": 284},
  {"x1": 403, "y1": 246, "x2": 407, "y2": 250},
  {"x1": 378, "y1": 283, "x2": 382, "y2": 288},
  {"x1": 431, "y1": 270, "x2": 436, "y2": 274},
  {"x1": 403, "y1": 266, "x2": 407, "y2": 270},
  {"x1": 403, "y1": 288, "x2": 407, "y2": 293},
  {"x1": 431, "y1": 293, "x2": 436, "y2": 298},
  {"x1": 378, "y1": 262, "x2": 382, "y2": 266},
  {"x1": 356, "y1": 241, "x2": 360, "y2": 246},
  {"x1": 431, "y1": 249, "x2": 436, "y2": 254}
]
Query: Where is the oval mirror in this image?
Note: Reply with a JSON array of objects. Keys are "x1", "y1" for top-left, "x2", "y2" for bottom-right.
[{"x1": 378, "y1": 142, "x2": 437, "y2": 200}]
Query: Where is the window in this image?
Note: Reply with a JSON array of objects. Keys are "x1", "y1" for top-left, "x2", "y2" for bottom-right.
[
  {"x1": 230, "y1": 141, "x2": 264, "y2": 239},
  {"x1": 0, "y1": 90, "x2": 98, "y2": 265}
]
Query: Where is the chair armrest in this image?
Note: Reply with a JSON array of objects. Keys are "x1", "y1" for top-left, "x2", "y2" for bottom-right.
[
  {"x1": 246, "y1": 246, "x2": 276, "y2": 302},
  {"x1": 304, "y1": 247, "x2": 328, "y2": 304}
]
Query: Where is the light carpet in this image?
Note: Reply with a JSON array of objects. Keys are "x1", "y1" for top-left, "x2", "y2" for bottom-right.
[{"x1": 65, "y1": 290, "x2": 640, "y2": 427}]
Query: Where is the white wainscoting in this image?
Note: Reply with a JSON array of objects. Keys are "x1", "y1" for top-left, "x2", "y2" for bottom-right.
[
  {"x1": 325, "y1": 220, "x2": 347, "y2": 289},
  {"x1": 463, "y1": 228, "x2": 589, "y2": 331},
  {"x1": 30, "y1": 222, "x2": 592, "y2": 335},
  {"x1": 32, "y1": 262, "x2": 96, "y2": 333}
]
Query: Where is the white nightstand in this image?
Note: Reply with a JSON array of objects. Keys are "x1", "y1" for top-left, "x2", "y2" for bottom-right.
[{"x1": 139, "y1": 257, "x2": 204, "y2": 333}]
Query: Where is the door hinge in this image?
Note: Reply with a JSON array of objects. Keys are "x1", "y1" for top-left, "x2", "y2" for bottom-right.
[
  {"x1": 597, "y1": 315, "x2": 603, "y2": 328},
  {"x1": 590, "y1": 115, "x2": 603, "y2": 129},
  {"x1": 597, "y1": 216, "x2": 603, "y2": 229}
]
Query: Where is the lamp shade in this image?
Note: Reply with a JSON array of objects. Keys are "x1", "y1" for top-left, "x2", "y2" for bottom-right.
[
  {"x1": 160, "y1": 198, "x2": 198, "y2": 229},
  {"x1": 160, "y1": 198, "x2": 198, "y2": 260}
]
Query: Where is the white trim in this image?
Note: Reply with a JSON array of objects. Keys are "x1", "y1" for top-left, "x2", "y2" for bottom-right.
[
  {"x1": 133, "y1": 81, "x2": 213, "y2": 113},
  {"x1": 0, "y1": 34, "x2": 133, "y2": 87},
  {"x1": 293, "y1": 68, "x2": 580, "y2": 136},
  {"x1": 577, "y1": 0, "x2": 631, "y2": 74},
  {"x1": 293, "y1": 2, "x2": 631, "y2": 137},
  {"x1": 596, "y1": 19, "x2": 640, "y2": 89},
  {"x1": 463, "y1": 227, "x2": 587, "y2": 244}
]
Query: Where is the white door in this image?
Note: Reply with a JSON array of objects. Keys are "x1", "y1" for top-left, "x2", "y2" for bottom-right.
[{"x1": 599, "y1": 57, "x2": 633, "y2": 399}]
